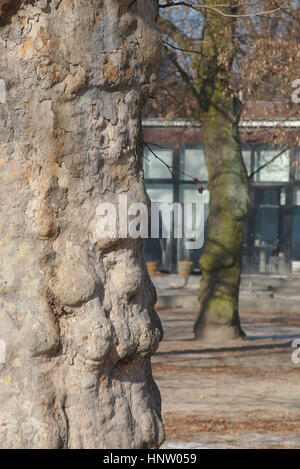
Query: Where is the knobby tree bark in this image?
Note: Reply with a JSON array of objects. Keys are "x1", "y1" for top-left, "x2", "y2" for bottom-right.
[{"x1": 0, "y1": 0, "x2": 165, "y2": 448}]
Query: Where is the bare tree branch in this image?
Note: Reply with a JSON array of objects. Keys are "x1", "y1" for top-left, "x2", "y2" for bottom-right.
[
  {"x1": 248, "y1": 146, "x2": 291, "y2": 179},
  {"x1": 158, "y1": 16, "x2": 196, "y2": 51},
  {"x1": 163, "y1": 40, "x2": 205, "y2": 56},
  {"x1": 159, "y1": 0, "x2": 291, "y2": 18},
  {"x1": 165, "y1": 47, "x2": 200, "y2": 101},
  {"x1": 144, "y1": 142, "x2": 205, "y2": 185}
]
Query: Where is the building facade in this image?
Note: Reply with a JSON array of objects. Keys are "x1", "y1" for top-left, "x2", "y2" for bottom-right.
[{"x1": 143, "y1": 118, "x2": 300, "y2": 275}]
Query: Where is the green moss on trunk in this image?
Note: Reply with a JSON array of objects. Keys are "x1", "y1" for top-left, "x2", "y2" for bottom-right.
[
  {"x1": 194, "y1": 100, "x2": 249, "y2": 341},
  {"x1": 193, "y1": 2, "x2": 249, "y2": 341}
]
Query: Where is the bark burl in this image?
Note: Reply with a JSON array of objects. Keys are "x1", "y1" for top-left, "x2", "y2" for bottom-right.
[{"x1": 0, "y1": 0, "x2": 164, "y2": 448}]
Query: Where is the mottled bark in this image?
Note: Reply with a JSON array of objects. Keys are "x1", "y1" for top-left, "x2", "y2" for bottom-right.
[
  {"x1": 194, "y1": 100, "x2": 248, "y2": 341},
  {"x1": 0, "y1": 0, "x2": 165, "y2": 448},
  {"x1": 193, "y1": 1, "x2": 249, "y2": 342}
]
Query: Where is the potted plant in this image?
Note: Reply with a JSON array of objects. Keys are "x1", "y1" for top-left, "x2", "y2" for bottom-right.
[
  {"x1": 255, "y1": 234, "x2": 262, "y2": 246},
  {"x1": 146, "y1": 260, "x2": 159, "y2": 275},
  {"x1": 178, "y1": 260, "x2": 194, "y2": 276}
]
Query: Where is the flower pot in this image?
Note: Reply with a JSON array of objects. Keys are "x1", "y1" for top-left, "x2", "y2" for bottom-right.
[
  {"x1": 146, "y1": 261, "x2": 158, "y2": 275},
  {"x1": 178, "y1": 260, "x2": 193, "y2": 276}
]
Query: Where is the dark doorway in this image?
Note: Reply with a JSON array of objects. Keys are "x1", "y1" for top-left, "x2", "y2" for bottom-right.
[{"x1": 244, "y1": 187, "x2": 287, "y2": 274}]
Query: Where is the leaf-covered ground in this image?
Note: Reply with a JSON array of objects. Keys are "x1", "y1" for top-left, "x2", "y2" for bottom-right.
[{"x1": 153, "y1": 308, "x2": 300, "y2": 449}]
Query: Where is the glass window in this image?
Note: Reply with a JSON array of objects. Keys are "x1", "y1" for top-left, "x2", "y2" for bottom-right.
[
  {"x1": 179, "y1": 184, "x2": 209, "y2": 205},
  {"x1": 292, "y1": 187, "x2": 300, "y2": 261},
  {"x1": 242, "y1": 148, "x2": 252, "y2": 176},
  {"x1": 254, "y1": 148, "x2": 290, "y2": 182},
  {"x1": 254, "y1": 189, "x2": 281, "y2": 245},
  {"x1": 253, "y1": 188, "x2": 286, "y2": 274},
  {"x1": 178, "y1": 184, "x2": 209, "y2": 266},
  {"x1": 294, "y1": 149, "x2": 300, "y2": 180},
  {"x1": 180, "y1": 146, "x2": 208, "y2": 181},
  {"x1": 293, "y1": 187, "x2": 300, "y2": 206},
  {"x1": 143, "y1": 146, "x2": 173, "y2": 179},
  {"x1": 146, "y1": 183, "x2": 173, "y2": 203},
  {"x1": 181, "y1": 145, "x2": 251, "y2": 180},
  {"x1": 144, "y1": 183, "x2": 174, "y2": 272}
]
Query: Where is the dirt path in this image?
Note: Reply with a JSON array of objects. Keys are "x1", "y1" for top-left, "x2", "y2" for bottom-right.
[{"x1": 152, "y1": 308, "x2": 300, "y2": 449}]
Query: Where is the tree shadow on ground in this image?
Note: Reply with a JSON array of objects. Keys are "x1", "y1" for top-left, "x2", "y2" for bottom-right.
[{"x1": 155, "y1": 338, "x2": 296, "y2": 356}]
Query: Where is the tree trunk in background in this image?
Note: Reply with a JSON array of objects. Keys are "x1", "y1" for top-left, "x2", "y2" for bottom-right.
[
  {"x1": 194, "y1": 1, "x2": 249, "y2": 342},
  {"x1": 194, "y1": 100, "x2": 248, "y2": 341},
  {"x1": 0, "y1": 0, "x2": 164, "y2": 448}
]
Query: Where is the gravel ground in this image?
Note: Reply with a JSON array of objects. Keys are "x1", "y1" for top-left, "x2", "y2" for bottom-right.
[{"x1": 152, "y1": 308, "x2": 300, "y2": 449}]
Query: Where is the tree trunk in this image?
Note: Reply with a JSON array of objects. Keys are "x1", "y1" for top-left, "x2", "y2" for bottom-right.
[
  {"x1": 194, "y1": 99, "x2": 249, "y2": 341},
  {"x1": 193, "y1": 1, "x2": 249, "y2": 342},
  {"x1": 0, "y1": 0, "x2": 165, "y2": 449}
]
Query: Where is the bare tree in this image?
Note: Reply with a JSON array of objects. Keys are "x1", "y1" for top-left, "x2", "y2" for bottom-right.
[{"x1": 155, "y1": 0, "x2": 299, "y2": 342}]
